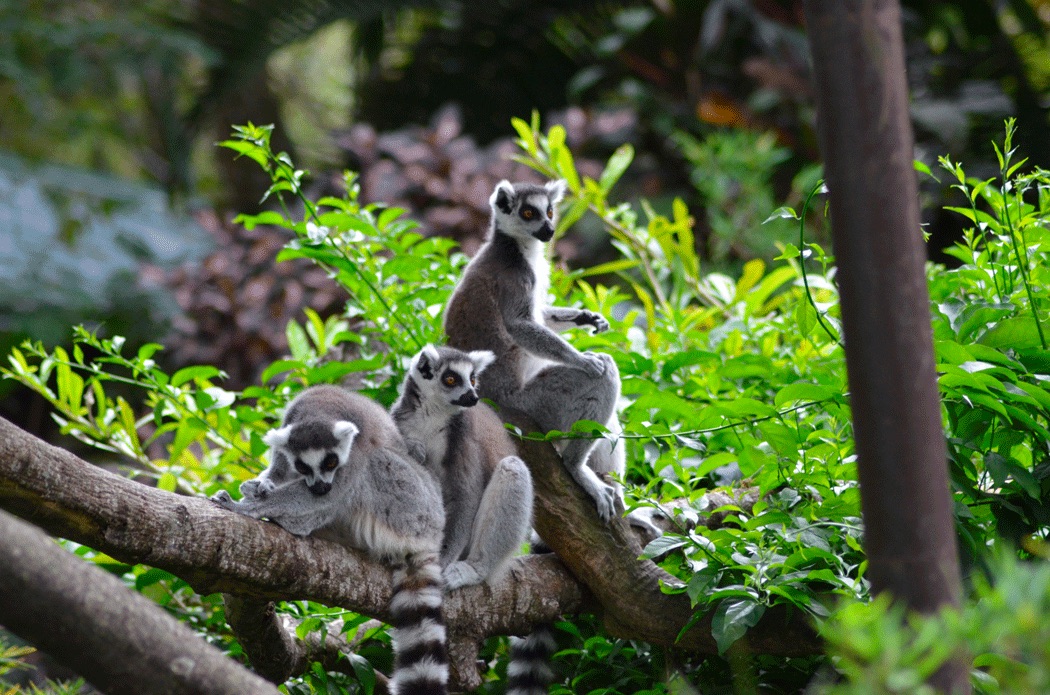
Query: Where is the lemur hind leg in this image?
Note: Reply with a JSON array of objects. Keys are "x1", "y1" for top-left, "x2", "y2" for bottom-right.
[
  {"x1": 444, "y1": 456, "x2": 533, "y2": 590},
  {"x1": 507, "y1": 353, "x2": 622, "y2": 521}
]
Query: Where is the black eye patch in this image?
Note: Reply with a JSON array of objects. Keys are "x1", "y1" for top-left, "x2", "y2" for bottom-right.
[
  {"x1": 321, "y1": 453, "x2": 339, "y2": 472},
  {"x1": 441, "y1": 370, "x2": 460, "y2": 387},
  {"x1": 294, "y1": 459, "x2": 311, "y2": 476}
]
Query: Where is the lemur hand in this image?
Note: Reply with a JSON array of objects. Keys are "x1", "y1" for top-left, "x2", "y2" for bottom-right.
[
  {"x1": 577, "y1": 311, "x2": 609, "y2": 333},
  {"x1": 577, "y1": 351, "x2": 608, "y2": 376}
]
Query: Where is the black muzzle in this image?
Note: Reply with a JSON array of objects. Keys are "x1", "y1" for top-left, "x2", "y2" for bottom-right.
[
  {"x1": 453, "y1": 391, "x2": 479, "y2": 407},
  {"x1": 309, "y1": 480, "x2": 332, "y2": 496},
  {"x1": 532, "y1": 223, "x2": 555, "y2": 242}
]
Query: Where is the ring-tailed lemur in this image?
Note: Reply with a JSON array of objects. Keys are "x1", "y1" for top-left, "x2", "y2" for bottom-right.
[
  {"x1": 211, "y1": 385, "x2": 449, "y2": 695},
  {"x1": 391, "y1": 345, "x2": 533, "y2": 590},
  {"x1": 443, "y1": 179, "x2": 625, "y2": 522}
]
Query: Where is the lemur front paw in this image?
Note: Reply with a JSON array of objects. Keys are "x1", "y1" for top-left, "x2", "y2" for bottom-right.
[
  {"x1": 239, "y1": 478, "x2": 275, "y2": 499},
  {"x1": 444, "y1": 561, "x2": 484, "y2": 590},
  {"x1": 592, "y1": 483, "x2": 622, "y2": 523},
  {"x1": 210, "y1": 489, "x2": 236, "y2": 509},
  {"x1": 577, "y1": 311, "x2": 609, "y2": 333},
  {"x1": 578, "y1": 352, "x2": 607, "y2": 376}
]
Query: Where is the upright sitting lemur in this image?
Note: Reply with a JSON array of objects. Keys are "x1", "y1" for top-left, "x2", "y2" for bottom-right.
[
  {"x1": 391, "y1": 344, "x2": 533, "y2": 590},
  {"x1": 444, "y1": 179, "x2": 625, "y2": 521},
  {"x1": 212, "y1": 385, "x2": 449, "y2": 695}
]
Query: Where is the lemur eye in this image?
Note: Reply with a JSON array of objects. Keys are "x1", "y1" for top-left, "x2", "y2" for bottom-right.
[
  {"x1": 547, "y1": 206, "x2": 553, "y2": 219},
  {"x1": 444, "y1": 375, "x2": 456, "y2": 387},
  {"x1": 293, "y1": 459, "x2": 310, "y2": 476},
  {"x1": 469, "y1": 374, "x2": 476, "y2": 386},
  {"x1": 321, "y1": 453, "x2": 339, "y2": 472},
  {"x1": 521, "y1": 208, "x2": 534, "y2": 220}
]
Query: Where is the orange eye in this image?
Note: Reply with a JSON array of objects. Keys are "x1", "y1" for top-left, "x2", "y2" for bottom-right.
[
  {"x1": 547, "y1": 206, "x2": 553, "y2": 219},
  {"x1": 469, "y1": 375, "x2": 476, "y2": 385},
  {"x1": 444, "y1": 376, "x2": 456, "y2": 386},
  {"x1": 522, "y1": 209, "x2": 534, "y2": 220}
]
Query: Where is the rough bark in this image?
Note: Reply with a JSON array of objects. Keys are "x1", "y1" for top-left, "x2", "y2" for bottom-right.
[
  {"x1": 0, "y1": 412, "x2": 819, "y2": 689},
  {"x1": 0, "y1": 508, "x2": 279, "y2": 695}
]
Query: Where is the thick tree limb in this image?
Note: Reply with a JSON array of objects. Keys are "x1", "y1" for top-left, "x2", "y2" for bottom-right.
[
  {"x1": 0, "y1": 410, "x2": 819, "y2": 689},
  {"x1": 0, "y1": 508, "x2": 279, "y2": 695},
  {"x1": 0, "y1": 416, "x2": 583, "y2": 689},
  {"x1": 222, "y1": 596, "x2": 388, "y2": 689}
]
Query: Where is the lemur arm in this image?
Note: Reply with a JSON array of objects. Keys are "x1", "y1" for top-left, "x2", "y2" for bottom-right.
[
  {"x1": 504, "y1": 317, "x2": 606, "y2": 375},
  {"x1": 211, "y1": 479, "x2": 338, "y2": 537},
  {"x1": 543, "y1": 307, "x2": 609, "y2": 333}
]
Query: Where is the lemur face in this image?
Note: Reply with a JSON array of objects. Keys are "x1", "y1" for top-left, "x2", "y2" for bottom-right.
[
  {"x1": 411, "y1": 345, "x2": 496, "y2": 409},
  {"x1": 489, "y1": 179, "x2": 567, "y2": 243},
  {"x1": 264, "y1": 419, "x2": 359, "y2": 496}
]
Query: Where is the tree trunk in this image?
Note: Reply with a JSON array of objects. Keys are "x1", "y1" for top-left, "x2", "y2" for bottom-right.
[{"x1": 802, "y1": 1, "x2": 968, "y2": 692}]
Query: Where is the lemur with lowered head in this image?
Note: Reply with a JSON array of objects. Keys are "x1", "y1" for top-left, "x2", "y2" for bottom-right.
[
  {"x1": 391, "y1": 344, "x2": 533, "y2": 590},
  {"x1": 444, "y1": 179, "x2": 625, "y2": 522},
  {"x1": 211, "y1": 385, "x2": 449, "y2": 695}
]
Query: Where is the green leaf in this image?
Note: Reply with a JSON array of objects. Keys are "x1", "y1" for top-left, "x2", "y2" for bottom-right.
[
  {"x1": 158, "y1": 473, "x2": 178, "y2": 492},
  {"x1": 979, "y1": 317, "x2": 1050, "y2": 350},
  {"x1": 774, "y1": 382, "x2": 835, "y2": 407},
  {"x1": 913, "y1": 159, "x2": 936, "y2": 180},
  {"x1": 984, "y1": 453, "x2": 1040, "y2": 499},
  {"x1": 577, "y1": 258, "x2": 641, "y2": 278},
  {"x1": 556, "y1": 197, "x2": 589, "y2": 235},
  {"x1": 711, "y1": 598, "x2": 766, "y2": 655},
  {"x1": 757, "y1": 422, "x2": 798, "y2": 458},
  {"x1": 685, "y1": 569, "x2": 720, "y2": 606},
  {"x1": 171, "y1": 365, "x2": 222, "y2": 388},
  {"x1": 795, "y1": 300, "x2": 817, "y2": 337},
  {"x1": 640, "y1": 534, "x2": 687, "y2": 560},
  {"x1": 170, "y1": 419, "x2": 207, "y2": 459},
  {"x1": 764, "y1": 207, "x2": 799, "y2": 223},
  {"x1": 261, "y1": 359, "x2": 306, "y2": 383},
  {"x1": 598, "y1": 144, "x2": 634, "y2": 193},
  {"x1": 286, "y1": 321, "x2": 311, "y2": 361}
]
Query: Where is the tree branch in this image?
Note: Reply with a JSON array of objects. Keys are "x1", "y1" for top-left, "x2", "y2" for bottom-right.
[
  {"x1": 0, "y1": 408, "x2": 819, "y2": 690},
  {"x1": 0, "y1": 508, "x2": 280, "y2": 695},
  {"x1": 0, "y1": 416, "x2": 583, "y2": 689}
]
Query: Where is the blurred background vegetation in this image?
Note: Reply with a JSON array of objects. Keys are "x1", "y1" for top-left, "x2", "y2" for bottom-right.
[{"x1": 2, "y1": 1, "x2": 1048, "y2": 410}]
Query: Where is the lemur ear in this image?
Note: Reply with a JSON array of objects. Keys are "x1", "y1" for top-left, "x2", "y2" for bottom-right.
[
  {"x1": 545, "y1": 179, "x2": 567, "y2": 205},
  {"x1": 332, "y1": 420, "x2": 359, "y2": 459},
  {"x1": 415, "y1": 344, "x2": 440, "y2": 380},
  {"x1": 490, "y1": 180, "x2": 515, "y2": 214},
  {"x1": 263, "y1": 425, "x2": 292, "y2": 449},
  {"x1": 468, "y1": 350, "x2": 496, "y2": 374}
]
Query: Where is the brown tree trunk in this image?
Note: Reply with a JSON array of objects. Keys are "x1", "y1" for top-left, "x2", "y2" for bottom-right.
[{"x1": 802, "y1": 1, "x2": 968, "y2": 692}]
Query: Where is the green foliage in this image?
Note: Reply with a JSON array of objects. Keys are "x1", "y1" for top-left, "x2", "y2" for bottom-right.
[
  {"x1": 0, "y1": 633, "x2": 85, "y2": 694},
  {"x1": 5, "y1": 118, "x2": 1050, "y2": 692},
  {"x1": 819, "y1": 552, "x2": 1050, "y2": 695},
  {"x1": 929, "y1": 119, "x2": 1050, "y2": 563},
  {"x1": 674, "y1": 128, "x2": 819, "y2": 264}
]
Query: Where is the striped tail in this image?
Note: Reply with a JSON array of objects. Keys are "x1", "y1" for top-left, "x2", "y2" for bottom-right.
[
  {"x1": 389, "y1": 552, "x2": 449, "y2": 695},
  {"x1": 507, "y1": 624, "x2": 557, "y2": 695}
]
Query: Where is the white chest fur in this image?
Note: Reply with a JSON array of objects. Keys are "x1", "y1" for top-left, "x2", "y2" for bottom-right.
[
  {"x1": 521, "y1": 239, "x2": 550, "y2": 323},
  {"x1": 520, "y1": 238, "x2": 555, "y2": 381}
]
